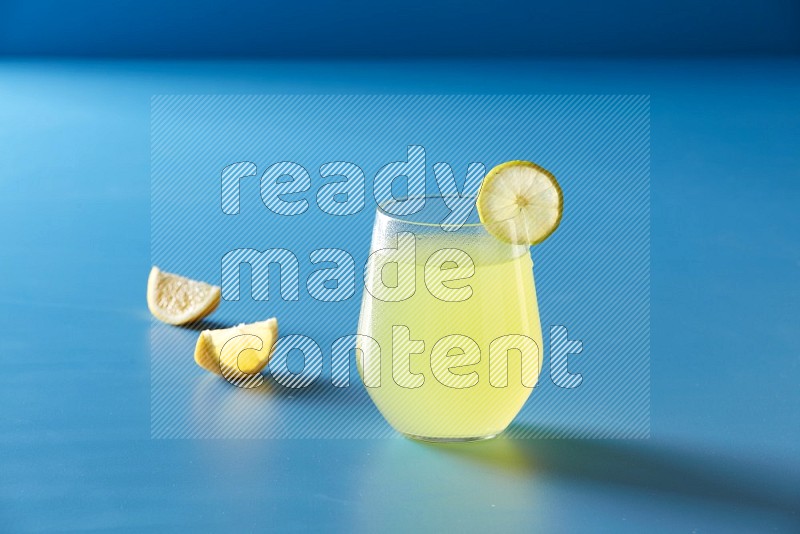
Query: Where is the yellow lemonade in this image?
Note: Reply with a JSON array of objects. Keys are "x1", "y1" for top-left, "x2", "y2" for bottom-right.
[{"x1": 357, "y1": 224, "x2": 543, "y2": 441}]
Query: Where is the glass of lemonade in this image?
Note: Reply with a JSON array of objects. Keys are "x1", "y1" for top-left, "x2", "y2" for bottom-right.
[{"x1": 356, "y1": 195, "x2": 543, "y2": 441}]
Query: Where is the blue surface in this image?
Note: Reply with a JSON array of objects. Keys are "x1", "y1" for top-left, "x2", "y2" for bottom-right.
[
  {"x1": 1, "y1": 0, "x2": 799, "y2": 57},
  {"x1": 1, "y1": 59, "x2": 799, "y2": 531}
]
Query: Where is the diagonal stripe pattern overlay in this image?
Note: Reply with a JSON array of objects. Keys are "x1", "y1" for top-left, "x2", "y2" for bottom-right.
[{"x1": 151, "y1": 95, "x2": 650, "y2": 440}]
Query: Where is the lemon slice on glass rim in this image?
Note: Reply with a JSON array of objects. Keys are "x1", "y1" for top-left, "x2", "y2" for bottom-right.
[{"x1": 476, "y1": 160, "x2": 563, "y2": 245}]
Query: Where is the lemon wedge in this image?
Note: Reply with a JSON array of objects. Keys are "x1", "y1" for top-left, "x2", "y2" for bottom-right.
[
  {"x1": 147, "y1": 266, "x2": 221, "y2": 325},
  {"x1": 194, "y1": 318, "x2": 278, "y2": 378},
  {"x1": 476, "y1": 160, "x2": 563, "y2": 245}
]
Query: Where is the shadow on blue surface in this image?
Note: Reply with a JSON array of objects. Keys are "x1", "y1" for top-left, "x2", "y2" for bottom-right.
[
  {"x1": 419, "y1": 423, "x2": 800, "y2": 526},
  {"x1": 180, "y1": 318, "x2": 239, "y2": 331}
]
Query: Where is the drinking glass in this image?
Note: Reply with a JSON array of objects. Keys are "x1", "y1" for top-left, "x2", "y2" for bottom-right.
[{"x1": 357, "y1": 196, "x2": 543, "y2": 441}]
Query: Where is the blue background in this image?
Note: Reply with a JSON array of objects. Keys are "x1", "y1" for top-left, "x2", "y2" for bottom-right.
[
  {"x1": 0, "y1": 0, "x2": 799, "y2": 57},
  {"x1": 1, "y1": 1, "x2": 799, "y2": 532}
]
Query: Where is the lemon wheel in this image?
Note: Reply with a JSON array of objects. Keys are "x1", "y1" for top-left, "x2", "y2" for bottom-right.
[{"x1": 476, "y1": 160, "x2": 563, "y2": 245}]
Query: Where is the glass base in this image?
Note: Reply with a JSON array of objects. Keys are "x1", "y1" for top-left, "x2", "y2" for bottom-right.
[{"x1": 402, "y1": 432, "x2": 498, "y2": 443}]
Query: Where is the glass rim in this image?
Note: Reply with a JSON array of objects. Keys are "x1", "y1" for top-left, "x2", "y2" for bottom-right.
[{"x1": 376, "y1": 194, "x2": 485, "y2": 228}]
